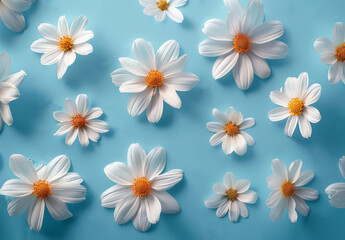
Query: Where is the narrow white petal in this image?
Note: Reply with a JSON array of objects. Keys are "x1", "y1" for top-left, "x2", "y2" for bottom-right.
[
  {"x1": 251, "y1": 41, "x2": 288, "y2": 59},
  {"x1": 332, "y1": 22, "x2": 345, "y2": 46},
  {"x1": 205, "y1": 194, "x2": 227, "y2": 209},
  {"x1": 248, "y1": 52, "x2": 271, "y2": 79},
  {"x1": 298, "y1": 114, "x2": 312, "y2": 139},
  {"x1": 146, "y1": 93, "x2": 164, "y2": 123},
  {"x1": 26, "y1": 199, "x2": 45, "y2": 232},
  {"x1": 114, "y1": 196, "x2": 139, "y2": 224},
  {"x1": 209, "y1": 131, "x2": 226, "y2": 146},
  {"x1": 145, "y1": 195, "x2": 161, "y2": 224},
  {"x1": 223, "y1": 172, "x2": 236, "y2": 189},
  {"x1": 340, "y1": 157, "x2": 345, "y2": 179},
  {"x1": 314, "y1": 37, "x2": 335, "y2": 55},
  {"x1": 127, "y1": 89, "x2": 153, "y2": 116},
  {"x1": 232, "y1": 54, "x2": 254, "y2": 90},
  {"x1": 212, "y1": 51, "x2": 239, "y2": 80},
  {"x1": 284, "y1": 115, "x2": 298, "y2": 137},
  {"x1": 145, "y1": 146, "x2": 166, "y2": 180},
  {"x1": 199, "y1": 38, "x2": 232, "y2": 57},
  {"x1": 269, "y1": 196, "x2": 286, "y2": 221},
  {"x1": 52, "y1": 182, "x2": 86, "y2": 203},
  {"x1": 9, "y1": 154, "x2": 37, "y2": 184},
  {"x1": 101, "y1": 185, "x2": 132, "y2": 208},
  {"x1": 271, "y1": 158, "x2": 288, "y2": 181},
  {"x1": 294, "y1": 170, "x2": 314, "y2": 187},
  {"x1": 295, "y1": 187, "x2": 319, "y2": 201},
  {"x1": 7, "y1": 195, "x2": 35, "y2": 216},
  {"x1": 104, "y1": 162, "x2": 134, "y2": 185},
  {"x1": 0, "y1": 3, "x2": 25, "y2": 32},
  {"x1": 159, "y1": 84, "x2": 181, "y2": 109},
  {"x1": 70, "y1": 16, "x2": 88, "y2": 36},
  {"x1": 288, "y1": 160, "x2": 302, "y2": 183},
  {"x1": 43, "y1": 155, "x2": 71, "y2": 183},
  {"x1": 156, "y1": 40, "x2": 180, "y2": 69},
  {"x1": 304, "y1": 106, "x2": 321, "y2": 123},
  {"x1": 132, "y1": 204, "x2": 151, "y2": 232},
  {"x1": 242, "y1": 0, "x2": 264, "y2": 33},
  {"x1": 132, "y1": 38, "x2": 156, "y2": 70},
  {"x1": 150, "y1": 169, "x2": 183, "y2": 191},
  {"x1": 287, "y1": 198, "x2": 298, "y2": 223},
  {"x1": 152, "y1": 190, "x2": 180, "y2": 214},
  {"x1": 127, "y1": 143, "x2": 146, "y2": 177},
  {"x1": 250, "y1": 21, "x2": 284, "y2": 44},
  {"x1": 46, "y1": 196, "x2": 73, "y2": 221},
  {"x1": 166, "y1": 7, "x2": 183, "y2": 23},
  {"x1": 202, "y1": 18, "x2": 232, "y2": 41}
]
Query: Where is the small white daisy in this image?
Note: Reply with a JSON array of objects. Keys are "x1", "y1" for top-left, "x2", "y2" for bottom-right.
[
  {"x1": 0, "y1": 0, "x2": 32, "y2": 32},
  {"x1": 205, "y1": 172, "x2": 258, "y2": 222},
  {"x1": 199, "y1": 0, "x2": 288, "y2": 90},
  {"x1": 139, "y1": 0, "x2": 187, "y2": 23},
  {"x1": 101, "y1": 143, "x2": 183, "y2": 232},
  {"x1": 314, "y1": 22, "x2": 345, "y2": 84},
  {"x1": 31, "y1": 16, "x2": 94, "y2": 79},
  {"x1": 206, "y1": 107, "x2": 255, "y2": 156},
  {"x1": 325, "y1": 156, "x2": 345, "y2": 208},
  {"x1": 53, "y1": 94, "x2": 109, "y2": 147},
  {"x1": 0, "y1": 154, "x2": 86, "y2": 232},
  {"x1": 268, "y1": 72, "x2": 322, "y2": 139},
  {"x1": 111, "y1": 38, "x2": 199, "y2": 123},
  {"x1": 266, "y1": 159, "x2": 318, "y2": 223},
  {"x1": 0, "y1": 52, "x2": 26, "y2": 132}
]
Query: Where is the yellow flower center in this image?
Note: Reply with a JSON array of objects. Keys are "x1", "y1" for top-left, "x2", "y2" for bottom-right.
[
  {"x1": 336, "y1": 43, "x2": 345, "y2": 62},
  {"x1": 157, "y1": 0, "x2": 169, "y2": 11},
  {"x1": 145, "y1": 70, "x2": 164, "y2": 88},
  {"x1": 288, "y1": 97, "x2": 304, "y2": 116},
  {"x1": 233, "y1": 33, "x2": 252, "y2": 54},
  {"x1": 281, "y1": 181, "x2": 295, "y2": 198},
  {"x1": 131, "y1": 177, "x2": 151, "y2": 198},
  {"x1": 58, "y1": 35, "x2": 73, "y2": 52},
  {"x1": 227, "y1": 189, "x2": 238, "y2": 201},
  {"x1": 72, "y1": 114, "x2": 87, "y2": 128},
  {"x1": 32, "y1": 180, "x2": 53, "y2": 200},
  {"x1": 224, "y1": 122, "x2": 240, "y2": 136}
]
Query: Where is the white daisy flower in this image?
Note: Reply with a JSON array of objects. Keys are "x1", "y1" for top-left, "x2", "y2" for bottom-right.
[
  {"x1": 266, "y1": 159, "x2": 318, "y2": 223},
  {"x1": 0, "y1": 154, "x2": 86, "y2": 232},
  {"x1": 139, "y1": 0, "x2": 187, "y2": 23},
  {"x1": 101, "y1": 143, "x2": 183, "y2": 232},
  {"x1": 53, "y1": 94, "x2": 109, "y2": 147},
  {"x1": 325, "y1": 156, "x2": 345, "y2": 208},
  {"x1": 0, "y1": 52, "x2": 26, "y2": 132},
  {"x1": 314, "y1": 22, "x2": 345, "y2": 84},
  {"x1": 268, "y1": 72, "x2": 322, "y2": 139},
  {"x1": 205, "y1": 172, "x2": 258, "y2": 223},
  {"x1": 31, "y1": 16, "x2": 94, "y2": 79},
  {"x1": 206, "y1": 107, "x2": 255, "y2": 156},
  {"x1": 111, "y1": 38, "x2": 199, "y2": 123},
  {"x1": 0, "y1": 0, "x2": 32, "y2": 32},
  {"x1": 199, "y1": 0, "x2": 288, "y2": 90}
]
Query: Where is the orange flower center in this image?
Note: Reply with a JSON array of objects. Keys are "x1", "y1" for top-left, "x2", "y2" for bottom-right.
[
  {"x1": 72, "y1": 114, "x2": 87, "y2": 128},
  {"x1": 58, "y1": 35, "x2": 73, "y2": 52},
  {"x1": 224, "y1": 122, "x2": 240, "y2": 136},
  {"x1": 32, "y1": 180, "x2": 53, "y2": 200},
  {"x1": 336, "y1": 43, "x2": 345, "y2": 62},
  {"x1": 157, "y1": 0, "x2": 169, "y2": 11},
  {"x1": 233, "y1": 33, "x2": 252, "y2": 54},
  {"x1": 131, "y1": 177, "x2": 151, "y2": 198},
  {"x1": 288, "y1": 97, "x2": 304, "y2": 116},
  {"x1": 145, "y1": 70, "x2": 164, "y2": 88},
  {"x1": 227, "y1": 189, "x2": 238, "y2": 201},
  {"x1": 281, "y1": 181, "x2": 295, "y2": 198}
]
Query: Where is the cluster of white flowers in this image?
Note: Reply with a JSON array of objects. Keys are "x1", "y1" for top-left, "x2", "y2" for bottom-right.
[{"x1": 0, "y1": 0, "x2": 344, "y2": 234}]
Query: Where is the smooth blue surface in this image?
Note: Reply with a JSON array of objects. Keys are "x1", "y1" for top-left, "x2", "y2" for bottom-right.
[{"x1": 1, "y1": 0, "x2": 345, "y2": 239}]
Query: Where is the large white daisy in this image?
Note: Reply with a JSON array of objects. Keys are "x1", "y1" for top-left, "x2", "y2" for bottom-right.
[
  {"x1": 0, "y1": 154, "x2": 86, "y2": 232},
  {"x1": 325, "y1": 156, "x2": 345, "y2": 208},
  {"x1": 101, "y1": 143, "x2": 183, "y2": 232},
  {"x1": 0, "y1": 52, "x2": 26, "y2": 132},
  {"x1": 205, "y1": 172, "x2": 257, "y2": 222},
  {"x1": 266, "y1": 159, "x2": 318, "y2": 223},
  {"x1": 206, "y1": 107, "x2": 255, "y2": 156},
  {"x1": 0, "y1": 0, "x2": 32, "y2": 32},
  {"x1": 53, "y1": 94, "x2": 109, "y2": 147},
  {"x1": 139, "y1": 0, "x2": 187, "y2": 23},
  {"x1": 31, "y1": 16, "x2": 94, "y2": 79},
  {"x1": 111, "y1": 38, "x2": 199, "y2": 123},
  {"x1": 314, "y1": 22, "x2": 345, "y2": 84},
  {"x1": 268, "y1": 72, "x2": 321, "y2": 139},
  {"x1": 199, "y1": 0, "x2": 288, "y2": 90}
]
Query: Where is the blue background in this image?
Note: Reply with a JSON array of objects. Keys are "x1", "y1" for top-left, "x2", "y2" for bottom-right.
[{"x1": 0, "y1": 0, "x2": 345, "y2": 239}]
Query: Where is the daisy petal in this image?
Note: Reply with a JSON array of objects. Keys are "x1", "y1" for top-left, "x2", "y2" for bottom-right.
[
  {"x1": 145, "y1": 195, "x2": 161, "y2": 224},
  {"x1": 202, "y1": 19, "x2": 232, "y2": 41},
  {"x1": 320, "y1": 53, "x2": 337, "y2": 65},
  {"x1": 222, "y1": 136, "x2": 233, "y2": 155},
  {"x1": 0, "y1": 3, "x2": 25, "y2": 32},
  {"x1": 159, "y1": 84, "x2": 181, "y2": 109},
  {"x1": 328, "y1": 62, "x2": 342, "y2": 84},
  {"x1": 127, "y1": 89, "x2": 153, "y2": 116},
  {"x1": 288, "y1": 159, "x2": 302, "y2": 183},
  {"x1": 213, "y1": 183, "x2": 227, "y2": 195},
  {"x1": 205, "y1": 194, "x2": 227, "y2": 209},
  {"x1": 269, "y1": 196, "x2": 286, "y2": 221},
  {"x1": 166, "y1": 7, "x2": 183, "y2": 23},
  {"x1": 73, "y1": 43, "x2": 93, "y2": 55},
  {"x1": 65, "y1": 128, "x2": 78, "y2": 145},
  {"x1": 58, "y1": 16, "x2": 70, "y2": 36},
  {"x1": 212, "y1": 51, "x2": 239, "y2": 80},
  {"x1": 52, "y1": 182, "x2": 86, "y2": 203},
  {"x1": 332, "y1": 22, "x2": 345, "y2": 46},
  {"x1": 242, "y1": 0, "x2": 264, "y2": 33},
  {"x1": 199, "y1": 39, "x2": 233, "y2": 57},
  {"x1": 232, "y1": 134, "x2": 247, "y2": 155},
  {"x1": 235, "y1": 179, "x2": 250, "y2": 193},
  {"x1": 314, "y1": 37, "x2": 335, "y2": 54},
  {"x1": 104, "y1": 162, "x2": 134, "y2": 185},
  {"x1": 9, "y1": 154, "x2": 37, "y2": 184},
  {"x1": 265, "y1": 190, "x2": 281, "y2": 207},
  {"x1": 70, "y1": 16, "x2": 88, "y2": 36},
  {"x1": 101, "y1": 185, "x2": 133, "y2": 208},
  {"x1": 164, "y1": 72, "x2": 199, "y2": 92},
  {"x1": 152, "y1": 190, "x2": 180, "y2": 214},
  {"x1": 295, "y1": 187, "x2": 319, "y2": 201},
  {"x1": 0, "y1": 52, "x2": 10, "y2": 79},
  {"x1": 38, "y1": 23, "x2": 61, "y2": 41},
  {"x1": 84, "y1": 107, "x2": 103, "y2": 120},
  {"x1": 251, "y1": 41, "x2": 288, "y2": 59},
  {"x1": 224, "y1": 0, "x2": 244, "y2": 15},
  {"x1": 31, "y1": 39, "x2": 58, "y2": 53},
  {"x1": 156, "y1": 40, "x2": 179, "y2": 69},
  {"x1": 119, "y1": 57, "x2": 148, "y2": 77},
  {"x1": 132, "y1": 204, "x2": 151, "y2": 232},
  {"x1": 76, "y1": 94, "x2": 89, "y2": 115},
  {"x1": 340, "y1": 157, "x2": 345, "y2": 179},
  {"x1": 293, "y1": 195, "x2": 309, "y2": 216},
  {"x1": 151, "y1": 169, "x2": 183, "y2": 191},
  {"x1": 287, "y1": 198, "x2": 297, "y2": 223},
  {"x1": 206, "y1": 122, "x2": 225, "y2": 132},
  {"x1": 169, "y1": 0, "x2": 187, "y2": 7},
  {"x1": 26, "y1": 199, "x2": 45, "y2": 232},
  {"x1": 133, "y1": 38, "x2": 156, "y2": 70},
  {"x1": 267, "y1": 176, "x2": 282, "y2": 190},
  {"x1": 43, "y1": 155, "x2": 71, "y2": 183},
  {"x1": 72, "y1": 30, "x2": 94, "y2": 45},
  {"x1": 127, "y1": 143, "x2": 146, "y2": 177},
  {"x1": 216, "y1": 201, "x2": 229, "y2": 217},
  {"x1": 238, "y1": 201, "x2": 249, "y2": 218},
  {"x1": 146, "y1": 93, "x2": 164, "y2": 123},
  {"x1": 114, "y1": 196, "x2": 139, "y2": 224},
  {"x1": 248, "y1": 52, "x2": 271, "y2": 79},
  {"x1": 250, "y1": 21, "x2": 284, "y2": 44},
  {"x1": 145, "y1": 147, "x2": 166, "y2": 180},
  {"x1": 272, "y1": 158, "x2": 288, "y2": 180},
  {"x1": 228, "y1": 200, "x2": 240, "y2": 222},
  {"x1": 210, "y1": 131, "x2": 226, "y2": 146},
  {"x1": 160, "y1": 54, "x2": 187, "y2": 76},
  {"x1": 298, "y1": 114, "x2": 312, "y2": 139},
  {"x1": 86, "y1": 119, "x2": 109, "y2": 133},
  {"x1": 0, "y1": 179, "x2": 33, "y2": 197},
  {"x1": 7, "y1": 195, "x2": 35, "y2": 216},
  {"x1": 240, "y1": 132, "x2": 255, "y2": 146},
  {"x1": 294, "y1": 170, "x2": 314, "y2": 187},
  {"x1": 46, "y1": 196, "x2": 73, "y2": 221},
  {"x1": 232, "y1": 54, "x2": 254, "y2": 90},
  {"x1": 3, "y1": 70, "x2": 26, "y2": 87},
  {"x1": 0, "y1": 103, "x2": 13, "y2": 125},
  {"x1": 111, "y1": 68, "x2": 142, "y2": 87},
  {"x1": 270, "y1": 91, "x2": 289, "y2": 107},
  {"x1": 223, "y1": 172, "x2": 236, "y2": 189},
  {"x1": 304, "y1": 106, "x2": 321, "y2": 123},
  {"x1": 239, "y1": 118, "x2": 255, "y2": 130},
  {"x1": 284, "y1": 115, "x2": 298, "y2": 137},
  {"x1": 237, "y1": 190, "x2": 257, "y2": 204}
]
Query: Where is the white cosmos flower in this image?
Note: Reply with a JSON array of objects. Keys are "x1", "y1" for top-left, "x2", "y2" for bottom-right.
[
  {"x1": 0, "y1": 154, "x2": 86, "y2": 232},
  {"x1": 206, "y1": 107, "x2": 255, "y2": 156},
  {"x1": 325, "y1": 156, "x2": 345, "y2": 208},
  {"x1": 31, "y1": 16, "x2": 94, "y2": 79},
  {"x1": 0, "y1": 52, "x2": 26, "y2": 132},
  {"x1": 268, "y1": 72, "x2": 322, "y2": 139},
  {"x1": 314, "y1": 22, "x2": 345, "y2": 84},
  {"x1": 205, "y1": 172, "x2": 257, "y2": 222},
  {"x1": 111, "y1": 38, "x2": 199, "y2": 123},
  {"x1": 199, "y1": 0, "x2": 288, "y2": 90},
  {"x1": 101, "y1": 143, "x2": 183, "y2": 232},
  {"x1": 53, "y1": 94, "x2": 109, "y2": 147},
  {"x1": 0, "y1": 0, "x2": 32, "y2": 32},
  {"x1": 266, "y1": 159, "x2": 318, "y2": 223},
  {"x1": 139, "y1": 0, "x2": 187, "y2": 23}
]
